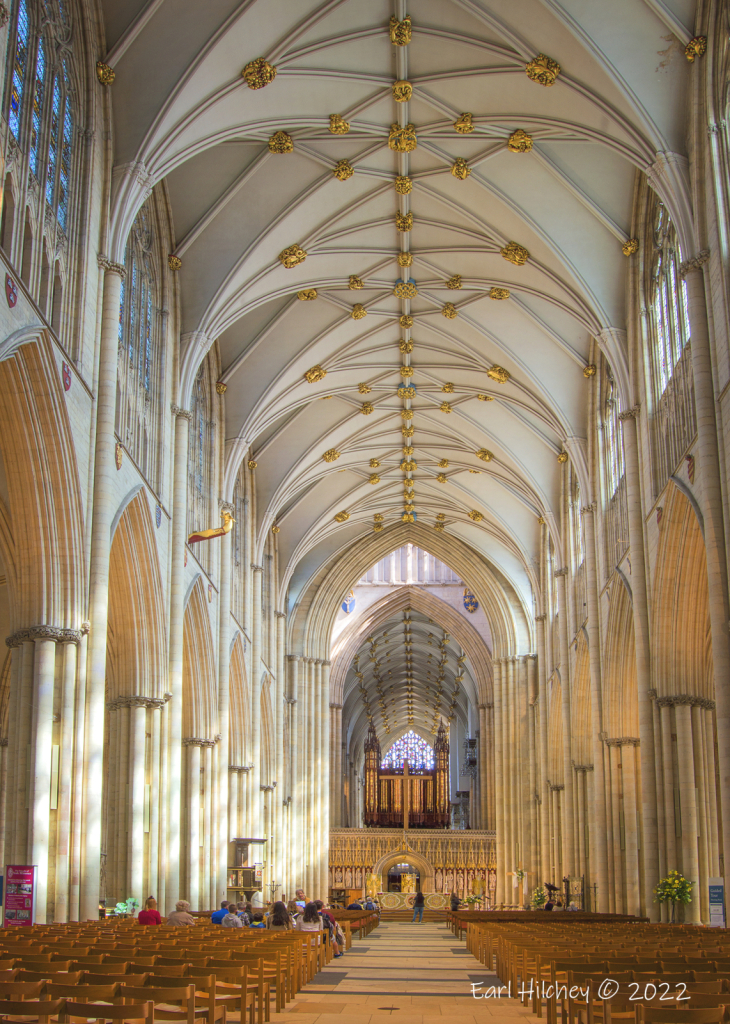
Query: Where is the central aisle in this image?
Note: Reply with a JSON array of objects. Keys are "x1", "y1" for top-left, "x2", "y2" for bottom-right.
[{"x1": 278, "y1": 920, "x2": 537, "y2": 1022}]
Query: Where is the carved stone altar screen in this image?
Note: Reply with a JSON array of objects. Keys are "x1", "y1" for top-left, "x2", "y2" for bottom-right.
[{"x1": 364, "y1": 722, "x2": 450, "y2": 828}]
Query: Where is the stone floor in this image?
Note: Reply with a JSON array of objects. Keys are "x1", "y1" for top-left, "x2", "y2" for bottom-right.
[{"x1": 271, "y1": 921, "x2": 537, "y2": 1023}]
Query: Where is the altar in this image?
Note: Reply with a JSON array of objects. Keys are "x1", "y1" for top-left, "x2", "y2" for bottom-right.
[{"x1": 375, "y1": 891, "x2": 451, "y2": 910}]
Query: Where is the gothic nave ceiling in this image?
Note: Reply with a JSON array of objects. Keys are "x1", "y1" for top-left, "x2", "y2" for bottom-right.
[{"x1": 104, "y1": 0, "x2": 694, "y2": 615}]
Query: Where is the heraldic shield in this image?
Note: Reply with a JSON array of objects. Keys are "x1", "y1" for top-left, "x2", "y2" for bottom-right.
[{"x1": 463, "y1": 589, "x2": 479, "y2": 613}]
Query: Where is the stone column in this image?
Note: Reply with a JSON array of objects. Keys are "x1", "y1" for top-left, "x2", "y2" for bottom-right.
[
  {"x1": 287, "y1": 656, "x2": 301, "y2": 886},
  {"x1": 330, "y1": 704, "x2": 343, "y2": 827},
  {"x1": 681, "y1": 249, "x2": 730, "y2": 902},
  {"x1": 693, "y1": 703, "x2": 710, "y2": 922},
  {"x1": 493, "y1": 659, "x2": 505, "y2": 905},
  {"x1": 554, "y1": 568, "x2": 575, "y2": 877},
  {"x1": 29, "y1": 636, "x2": 56, "y2": 923},
  {"x1": 228, "y1": 768, "x2": 240, "y2": 844},
  {"x1": 674, "y1": 702, "x2": 701, "y2": 923},
  {"x1": 183, "y1": 739, "x2": 203, "y2": 908},
  {"x1": 274, "y1": 611, "x2": 286, "y2": 890},
  {"x1": 478, "y1": 704, "x2": 489, "y2": 832},
  {"x1": 580, "y1": 504, "x2": 609, "y2": 911},
  {"x1": 320, "y1": 661, "x2": 331, "y2": 902},
  {"x1": 55, "y1": 635, "x2": 80, "y2": 921},
  {"x1": 148, "y1": 701, "x2": 163, "y2": 904},
  {"x1": 217, "y1": 502, "x2": 234, "y2": 900},
  {"x1": 167, "y1": 405, "x2": 192, "y2": 904},
  {"x1": 128, "y1": 701, "x2": 147, "y2": 909},
  {"x1": 659, "y1": 702, "x2": 677, "y2": 879},
  {"x1": 618, "y1": 408, "x2": 659, "y2": 917},
  {"x1": 650, "y1": 693, "x2": 667, "y2": 885},
  {"x1": 249, "y1": 565, "x2": 263, "y2": 837},
  {"x1": 535, "y1": 615, "x2": 550, "y2": 881},
  {"x1": 82, "y1": 257, "x2": 126, "y2": 922}
]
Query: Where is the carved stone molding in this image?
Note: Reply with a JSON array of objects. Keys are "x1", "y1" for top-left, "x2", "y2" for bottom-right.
[
  {"x1": 251, "y1": 564, "x2": 264, "y2": 572},
  {"x1": 6, "y1": 625, "x2": 81, "y2": 647},
  {"x1": 0, "y1": 737, "x2": 7, "y2": 747},
  {"x1": 182, "y1": 737, "x2": 217, "y2": 747},
  {"x1": 171, "y1": 405, "x2": 193, "y2": 421},
  {"x1": 285, "y1": 697, "x2": 297, "y2": 705},
  {"x1": 261, "y1": 783, "x2": 276, "y2": 792},
  {"x1": 618, "y1": 406, "x2": 640, "y2": 421},
  {"x1": 534, "y1": 613, "x2": 547, "y2": 622},
  {"x1": 229, "y1": 765, "x2": 251, "y2": 773},
  {"x1": 219, "y1": 501, "x2": 235, "y2": 515},
  {"x1": 549, "y1": 783, "x2": 565, "y2": 792},
  {"x1": 106, "y1": 694, "x2": 169, "y2": 711},
  {"x1": 97, "y1": 255, "x2": 126, "y2": 279},
  {"x1": 329, "y1": 702, "x2": 343, "y2": 710},
  {"x1": 679, "y1": 249, "x2": 710, "y2": 278},
  {"x1": 580, "y1": 502, "x2": 597, "y2": 515},
  {"x1": 655, "y1": 694, "x2": 716, "y2": 710},
  {"x1": 604, "y1": 736, "x2": 641, "y2": 746},
  {"x1": 554, "y1": 567, "x2": 569, "y2": 578},
  {"x1": 274, "y1": 611, "x2": 286, "y2": 619}
]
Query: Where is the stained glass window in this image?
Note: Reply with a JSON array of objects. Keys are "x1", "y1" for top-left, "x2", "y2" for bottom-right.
[
  {"x1": 46, "y1": 74, "x2": 61, "y2": 205},
  {"x1": 603, "y1": 370, "x2": 624, "y2": 498},
  {"x1": 651, "y1": 202, "x2": 691, "y2": 395},
  {"x1": 381, "y1": 731, "x2": 434, "y2": 770},
  {"x1": 29, "y1": 35, "x2": 45, "y2": 176},
  {"x1": 8, "y1": 0, "x2": 30, "y2": 140}
]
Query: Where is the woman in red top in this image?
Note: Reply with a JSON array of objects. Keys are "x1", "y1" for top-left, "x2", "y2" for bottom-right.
[{"x1": 137, "y1": 896, "x2": 162, "y2": 925}]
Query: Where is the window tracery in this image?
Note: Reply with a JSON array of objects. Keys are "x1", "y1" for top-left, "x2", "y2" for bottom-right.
[
  {"x1": 116, "y1": 200, "x2": 161, "y2": 489},
  {"x1": 2, "y1": 0, "x2": 77, "y2": 330},
  {"x1": 188, "y1": 358, "x2": 216, "y2": 574},
  {"x1": 381, "y1": 730, "x2": 434, "y2": 770}
]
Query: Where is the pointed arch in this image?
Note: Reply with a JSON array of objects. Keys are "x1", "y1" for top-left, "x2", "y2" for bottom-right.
[
  {"x1": 182, "y1": 577, "x2": 217, "y2": 739},
  {"x1": 602, "y1": 576, "x2": 638, "y2": 738}
]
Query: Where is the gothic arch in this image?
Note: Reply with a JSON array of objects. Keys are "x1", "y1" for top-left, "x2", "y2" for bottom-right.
[
  {"x1": 652, "y1": 484, "x2": 712, "y2": 700},
  {"x1": 602, "y1": 576, "x2": 638, "y2": 738},
  {"x1": 107, "y1": 491, "x2": 167, "y2": 702},
  {"x1": 371, "y1": 848, "x2": 435, "y2": 893},
  {"x1": 291, "y1": 525, "x2": 531, "y2": 662},
  {"x1": 182, "y1": 578, "x2": 217, "y2": 739}
]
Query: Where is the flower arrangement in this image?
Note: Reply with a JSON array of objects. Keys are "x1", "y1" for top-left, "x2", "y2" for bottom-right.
[
  {"x1": 461, "y1": 895, "x2": 482, "y2": 906},
  {"x1": 654, "y1": 870, "x2": 692, "y2": 921},
  {"x1": 531, "y1": 885, "x2": 547, "y2": 909},
  {"x1": 110, "y1": 897, "x2": 139, "y2": 917}
]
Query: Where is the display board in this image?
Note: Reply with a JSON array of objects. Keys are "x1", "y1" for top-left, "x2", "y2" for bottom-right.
[{"x1": 3, "y1": 865, "x2": 36, "y2": 927}]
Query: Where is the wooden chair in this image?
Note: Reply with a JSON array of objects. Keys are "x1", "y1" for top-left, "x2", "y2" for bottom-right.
[
  {"x1": 0, "y1": 981, "x2": 47, "y2": 1001},
  {"x1": 140, "y1": 976, "x2": 232, "y2": 1024},
  {"x1": 83, "y1": 975, "x2": 151, "y2": 987},
  {"x1": 46, "y1": 982, "x2": 122, "y2": 1004},
  {"x1": 637, "y1": 1010, "x2": 727, "y2": 1024},
  {"x1": 57, "y1": 1000, "x2": 154, "y2": 1024},
  {"x1": 118, "y1": 984, "x2": 227, "y2": 1024},
  {"x1": 0, "y1": 997, "x2": 65, "y2": 1023},
  {"x1": 72, "y1": 963, "x2": 132, "y2": 975}
]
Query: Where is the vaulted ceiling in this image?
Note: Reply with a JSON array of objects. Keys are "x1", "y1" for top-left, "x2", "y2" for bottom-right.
[{"x1": 103, "y1": 0, "x2": 694, "y2": 619}]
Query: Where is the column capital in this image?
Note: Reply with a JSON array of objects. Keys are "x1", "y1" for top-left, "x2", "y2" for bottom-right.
[
  {"x1": 655, "y1": 693, "x2": 716, "y2": 710},
  {"x1": 285, "y1": 696, "x2": 297, "y2": 705},
  {"x1": 261, "y1": 783, "x2": 276, "y2": 792},
  {"x1": 97, "y1": 255, "x2": 126, "y2": 278},
  {"x1": 618, "y1": 406, "x2": 640, "y2": 421},
  {"x1": 287, "y1": 654, "x2": 301, "y2": 662},
  {"x1": 573, "y1": 762, "x2": 594, "y2": 772},
  {"x1": 229, "y1": 765, "x2": 250, "y2": 773},
  {"x1": 6, "y1": 625, "x2": 81, "y2": 647},
  {"x1": 329, "y1": 702, "x2": 343, "y2": 710},
  {"x1": 549, "y1": 783, "x2": 565, "y2": 792},
  {"x1": 274, "y1": 610, "x2": 287, "y2": 619},
  {"x1": 534, "y1": 613, "x2": 547, "y2": 622},
  {"x1": 171, "y1": 404, "x2": 193, "y2": 421},
  {"x1": 679, "y1": 249, "x2": 710, "y2": 278},
  {"x1": 182, "y1": 736, "x2": 218, "y2": 747},
  {"x1": 219, "y1": 500, "x2": 235, "y2": 515},
  {"x1": 604, "y1": 736, "x2": 641, "y2": 746},
  {"x1": 580, "y1": 502, "x2": 597, "y2": 514},
  {"x1": 553, "y1": 567, "x2": 569, "y2": 578},
  {"x1": 251, "y1": 564, "x2": 264, "y2": 572},
  {"x1": 106, "y1": 694, "x2": 170, "y2": 711},
  {"x1": 0, "y1": 737, "x2": 7, "y2": 747}
]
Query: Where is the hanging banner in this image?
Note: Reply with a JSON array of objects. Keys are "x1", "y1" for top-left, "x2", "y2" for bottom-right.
[{"x1": 3, "y1": 865, "x2": 36, "y2": 927}]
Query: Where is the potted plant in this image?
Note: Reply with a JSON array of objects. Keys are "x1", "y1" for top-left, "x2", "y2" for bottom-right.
[
  {"x1": 110, "y1": 896, "x2": 140, "y2": 918},
  {"x1": 531, "y1": 885, "x2": 547, "y2": 909},
  {"x1": 653, "y1": 870, "x2": 693, "y2": 922}
]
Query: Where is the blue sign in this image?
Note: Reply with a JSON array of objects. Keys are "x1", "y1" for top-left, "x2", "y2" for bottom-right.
[{"x1": 342, "y1": 594, "x2": 356, "y2": 614}]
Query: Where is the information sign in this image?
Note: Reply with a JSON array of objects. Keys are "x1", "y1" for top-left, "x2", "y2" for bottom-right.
[
  {"x1": 3, "y1": 865, "x2": 36, "y2": 927},
  {"x1": 709, "y1": 878, "x2": 725, "y2": 927}
]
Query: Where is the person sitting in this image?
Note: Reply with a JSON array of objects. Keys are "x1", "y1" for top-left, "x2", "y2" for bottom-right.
[
  {"x1": 346, "y1": 899, "x2": 362, "y2": 910},
  {"x1": 236, "y1": 901, "x2": 250, "y2": 926},
  {"x1": 211, "y1": 900, "x2": 229, "y2": 924},
  {"x1": 287, "y1": 899, "x2": 300, "y2": 921},
  {"x1": 449, "y1": 892, "x2": 460, "y2": 912},
  {"x1": 267, "y1": 901, "x2": 293, "y2": 931},
  {"x1": 249, "y1": 912, "x2": 266, "y2": 928},
  {"x1": 412, "y1": 890, "x2": 425, "y2": 923},
  {"x1": 165, "y1": 899, "x2": 196, "y2": 926},
  {"x1": 295, "y1": 902, "x2": 323, "y2": 931},
  {"x1": 138, "y1": 897, "x2": 162, "y2": 925},
  {"x1": 222, "y1": 904, "x2": 243, "y2": 928},
  {"x1": 544, "y1": 898, "x2": 555, "y2": 911}
]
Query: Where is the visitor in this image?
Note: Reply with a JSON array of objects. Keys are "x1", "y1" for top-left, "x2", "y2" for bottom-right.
[
  {"x1": 267, "y1": 900, "x2": 293, "y2": 931},
  {"x1": 165, "y1": 900, "x2": 196, "y2": 926},
  {"x1": 138, "y1": 897, "x2": 162, "y2": 925},
  {"x1": 287, "y1": 899, "x2": 300, "y2": 921},
  {"x1": 449, "y1": 892, "x2": 460, "y2": 912},
  {"x1": 315, "y1": 899, "x2": 342, "y2": 957},
  {"x1": 251, "y1": 889, "x2": 265, "y2": 908},
  {"x1": 412, "y1": 890, "x2": 425, "y2": 923},
  {"x1": 346, "y1": 898, "x2": 363, "y2": 909},
  {"x1": 295, "y1": 888, "x2": 307, "y2": 907},
  {"x1": 211, "y1": 900, "x2": 229, "y2": 924},
  {"x1": 553, "y1": 899, "x2": 565, "y2": 912},
  {"x1": 544, "y1": 898, "x2": 555, "y2": 911},
  {"x1": 249, "y1": 912, "x2": 266, "y2": 929},
  {"x1": 236, "y1": 901, "x2": 250, "y2": 926},
  {"x1": 222, "y1": 903, "x2": 243, "y2": 928},
  {"x1": 295, "y1": 902, "x2": 323, "y2": 931}
]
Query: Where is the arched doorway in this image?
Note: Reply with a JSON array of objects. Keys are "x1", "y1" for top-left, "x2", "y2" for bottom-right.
[
  {"x1": 372, "y1": 848, "x2": 435, "y2": 892},
  {"x1": 387, "y1": 862, "x2": 420, "y2": 893}
]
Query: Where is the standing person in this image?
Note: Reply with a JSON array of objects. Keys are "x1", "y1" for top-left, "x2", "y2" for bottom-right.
[
  {"x1": 165, "y1": 900, "x2": 196, "y2": 926},
  {"x1": 211, "y1": 900, "x2": 229, "y2": 924},
  {"x1": 412, "y1": 890, "x2": 425, "y2": 924},
  {"x1": 267, "y1": 901, "x2": 293, "y2": 931},
  {"x1": 138, "y1": 897, "x2": 162, "y2": 925},
  {"x1": 295, "y1": 889, "x2": 307, "y2": 907},
  {"x1": 221, "y1": 904, "x2": 243, "y2": 928},
  {"x1": 295, "y1": 902, "x2": 323, "y2": 931},
  {"x1": 449, "y1": 892, "x2": 460, "y2": 912}
]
